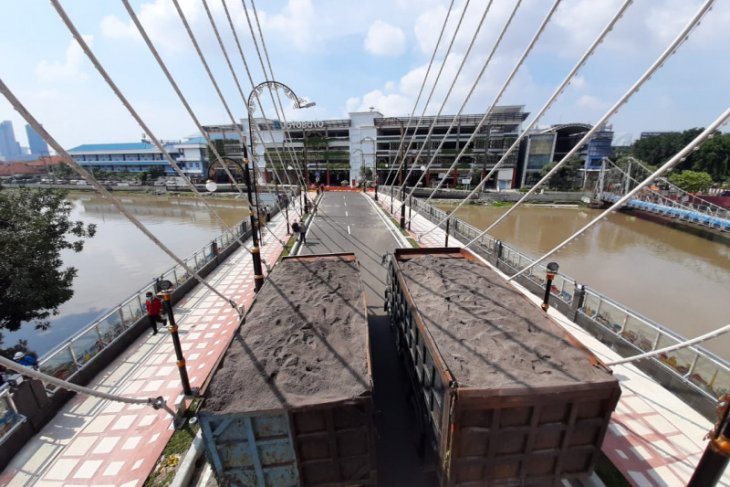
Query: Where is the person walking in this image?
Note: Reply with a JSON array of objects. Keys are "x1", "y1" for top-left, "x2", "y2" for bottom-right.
[
  {"x1": 298, "y1": 219, "x2": 306, "y2": 244},
  {"x1": 145, "y1": 291, "x2": 166, "y2": 335}
]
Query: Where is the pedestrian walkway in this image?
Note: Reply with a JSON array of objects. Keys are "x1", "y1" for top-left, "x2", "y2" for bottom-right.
[
  {"x1": 376, "y1": 193, "x2": 729, "y2": 486},
  {"x1": 1, "y1": 203, "x2": 299, "y2": 487}
]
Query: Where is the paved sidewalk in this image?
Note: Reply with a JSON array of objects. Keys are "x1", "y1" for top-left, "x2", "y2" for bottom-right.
[
  {"x1": 376, "y1": 193, "x2": 730, "y2": 487},
  {"x1": 1, "y1": 204, "x2": 299, "y2": 487}
]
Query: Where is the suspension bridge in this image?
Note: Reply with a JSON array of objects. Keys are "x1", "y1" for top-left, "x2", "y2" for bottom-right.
[{"x1": 1, "y1": 0, "x2": 730, "y2": 485}]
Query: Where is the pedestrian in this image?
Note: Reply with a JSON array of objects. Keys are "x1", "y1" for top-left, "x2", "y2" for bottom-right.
[
  {"x1": 298, "y1": 219, "x2": 306, "y2": 244},
  {"x1": 145, "y1": 291, "x2": 166, "y2": 335},
  {"x1": 13, "y1": 350, "x2": 38, "y2": 370},
  {"x1": 265, "y1": 205, "x2": 272, "y2": 223}
]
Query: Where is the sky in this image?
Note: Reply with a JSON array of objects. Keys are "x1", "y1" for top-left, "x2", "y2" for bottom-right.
[{"x1": 1, "y1": 0, "x2": 729, "y2": 150}]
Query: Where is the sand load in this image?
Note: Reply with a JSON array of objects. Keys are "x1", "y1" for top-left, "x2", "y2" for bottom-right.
[
  {"x1": 386, "y1": 247, "x2": 621, "y2": 486},
  {"x1": 200, "y1": 253, "x2": 376, "y2": 486}
]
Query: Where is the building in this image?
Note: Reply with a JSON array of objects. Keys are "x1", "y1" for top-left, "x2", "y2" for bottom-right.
[
  {"x1": 232, "y1": 106, "x2": 529, "y2": 189},
  {"x1": 518, "y1": 124, "x2": 614, "y2": 187},
  {"x1": 68, "y1": 137, "x2": 208, "y2": 179},
  {"x1": 640, "y1": 131, "x2": 676, "y2": 139},
  {"x1": 26, "y1": 124, "x2": 49, "y2": 157},
  {"x1": 0, "y1": 120, "x2": 22, "y2": 161}
]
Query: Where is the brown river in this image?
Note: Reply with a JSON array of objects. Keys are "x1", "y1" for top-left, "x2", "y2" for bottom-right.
[{"x1": 436, "y1": 203, "x2": 730, "y2": 358}]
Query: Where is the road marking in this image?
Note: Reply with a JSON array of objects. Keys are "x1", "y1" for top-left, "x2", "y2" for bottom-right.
[{"x1": 347, "y1": 225, "x2": 351, "y2": 235}]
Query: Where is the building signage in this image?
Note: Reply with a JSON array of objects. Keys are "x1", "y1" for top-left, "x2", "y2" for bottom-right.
[{"x1": 282, "y1": 121, "x2": 325, "y2": 130}]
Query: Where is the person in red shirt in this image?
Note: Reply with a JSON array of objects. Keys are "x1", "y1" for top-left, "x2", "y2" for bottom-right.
[{"x1": 145, "y1": 291, "x2": 166, "y2": 335}]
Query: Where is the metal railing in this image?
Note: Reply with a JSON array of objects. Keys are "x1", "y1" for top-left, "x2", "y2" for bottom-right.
[
  {"x1": 37, "y1": 220, "x2": 252, "y2": 386},
  {"x1": 601, "y1": 192, "x2": 730, "y2": 232},
  {"x1": 385, "y1": 187, "x2": 730, "y2": 410}
]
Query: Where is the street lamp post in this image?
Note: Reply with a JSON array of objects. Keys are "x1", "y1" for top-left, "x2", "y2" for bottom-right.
[
  {"x1": 206, "y1": 157, "x2": 264, "y2": 291},
  {"x1": 245, "y1": 81, "x2": 315, "y2": 289}
]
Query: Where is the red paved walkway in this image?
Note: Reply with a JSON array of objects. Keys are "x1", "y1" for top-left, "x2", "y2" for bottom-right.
[{"x1": 1, "y1": 203, "x2": 300, "y2": 487}]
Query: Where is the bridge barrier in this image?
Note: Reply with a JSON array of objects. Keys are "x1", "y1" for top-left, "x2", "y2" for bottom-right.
[{"x1": 386, "y1": 187, "x2": 730, "y2": 420}]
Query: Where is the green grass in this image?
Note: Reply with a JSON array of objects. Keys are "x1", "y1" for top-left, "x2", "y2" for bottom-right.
[
  {"x1": 278, "y1": 233, "x2": 299, "y2": 261},
  {"x1": 489, "y1": 201, "x2": 514, "y2": 208},
  {"x1": 407, "y1": 238, "x2": 419, "y2": 248},
  {"x1": 143, "y1": 399, "x2": 202, "y2": 487}
]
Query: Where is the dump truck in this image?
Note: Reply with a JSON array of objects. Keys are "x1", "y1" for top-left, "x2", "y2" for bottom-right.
[
  {"x1": 199, "y1": 253, "x2": 376, "y2": 486},
  {"x1": 385, "y1": 247, "x2": 621, "y2": 486}
]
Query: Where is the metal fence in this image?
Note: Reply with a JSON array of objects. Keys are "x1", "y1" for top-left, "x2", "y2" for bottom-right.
[
  {"x1": 391, "y1": 188, "x2": 730, "y2": 408},
  {"x1": 38, "y1": 221, "x2": 250, "y2": 386}
]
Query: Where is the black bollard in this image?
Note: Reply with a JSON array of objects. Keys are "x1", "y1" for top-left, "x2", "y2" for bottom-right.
[
  {"x1": 541, "y1": 262, "x2": 560, "y2": 312},
  {"x1": 161, "y1": 291, "x2": 192, "y2": 396},
  {"x1": 445, "y1": 218, "x2": 450, "y2": 247},
  {"x1": 688, "y1": 395, "x2": 730, "y2": 486}
]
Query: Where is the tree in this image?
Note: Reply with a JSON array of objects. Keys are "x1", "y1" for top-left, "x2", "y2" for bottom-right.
[
  {"x1": 668, "y1": 170, "x2": 713, "y2": 193},
  {"x1": 0, "y1": 188, "x2": 96, "y2": 341},
  {"x1": 539, "y1": 156, "x2": 585, "y2": 191}
]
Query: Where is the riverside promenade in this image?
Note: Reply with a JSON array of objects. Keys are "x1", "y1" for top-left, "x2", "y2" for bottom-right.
[
  {"x1": 1, "y1": 202, "x2": 300, "y2": 487},
  {"x1": 377, "y1": 193, "x2": 730, "y2": 487}
]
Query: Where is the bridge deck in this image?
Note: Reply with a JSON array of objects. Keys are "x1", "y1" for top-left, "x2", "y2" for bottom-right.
[{"x1": 2, "y1": 191, "x2": 726, "y2": 486}]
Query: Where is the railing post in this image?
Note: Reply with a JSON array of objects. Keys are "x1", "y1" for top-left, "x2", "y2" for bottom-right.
[
  {"x1": 444, "y1": 218, "x2": 450, "y2": 247},
  {"x1": 494, "y1": 240, "x2": 503, "y2": 267},
  {"x1": 571, "y1": 284, "x2": 586, "y2": 321}
]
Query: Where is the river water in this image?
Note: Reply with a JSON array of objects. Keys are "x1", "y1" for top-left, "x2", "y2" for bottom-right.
[
  {"x1": 6, "y1": 192, "x2": 248, "y2": 355},
  {"x1": 9, "y1": 193, "x2": 730, "y2": 361},
  {"x1": 435, "y1": 202, "x2": 730, "y2": 358}
]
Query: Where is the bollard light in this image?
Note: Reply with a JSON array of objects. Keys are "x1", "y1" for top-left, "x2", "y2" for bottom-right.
[
  {"x1": 205, "y1": 179, "x2": 217, "y2": 193},
  {"x1": 541, "y1": 262, "x2": 560, "y2": 311},
  {"x1": 160, "y1": 290, "x2": 192, "y2": 396}
]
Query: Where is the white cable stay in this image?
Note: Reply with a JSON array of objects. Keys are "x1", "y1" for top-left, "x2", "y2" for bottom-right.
[
  {"x1": 0, "y1": 356, "x2": 173, "y2": 414},
  {"x1": 47, "y1": 0, "x2": 243, "y2": 311},
  {"x1": 392, "y1": 0, "x2": 498, "y2": 194},
  {"x1": 457, "y1": 0, "x2": 715, "y2": 246},
  {"x1": 605, "y1": 323, "x2": 730, "y2": 367},
  {"x1": 507, "y1": 104, "x2": 730, "y2": 283},
  {"x1": 404, "y1": 0, "x2": 563, "y2": 229},
  {"x1": 121, "y1": 0, "x2": 296, "y2": 256},
  {"x1": 198, "y1": 0, "x2": 299, "y2": 247},
  {"x1": 244, "y1": 0, "x2": 311, "y2": 193},
  {"x1": 397, "y1": 0, "x2": 523, "y2": 201},
  {"x1": 0, "y1": 78, "x2": 236, "y2": 310},
  {"x1": 382, "y1": 0, "x2": 471, "y2": 190},
  {"x1": 200, "y1": 0, "x2": 300, "y2": 211},
  {"x1": 224, "y1": 0, "x2": 310, "y2": 214},
  {"x1": 379, "y1": 0, "x2": 456, "y2": 188}
]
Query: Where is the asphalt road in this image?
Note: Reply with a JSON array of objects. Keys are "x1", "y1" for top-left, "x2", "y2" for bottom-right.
[{"x1": 300, "y1": 192, "x2": 436, "y2": 486}]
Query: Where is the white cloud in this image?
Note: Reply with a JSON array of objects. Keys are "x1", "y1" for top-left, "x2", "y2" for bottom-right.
[
  {"x1": 577, "y1": 94, "x2": 608, "y2": 111},
  {"x1": 35, "y1": 35, "x2": 93, "y2": 82},
  {"x1": 100, "y1": 0, "x2": 203, "y2": 53},
  {"x1": 571, "y1": 75, "x2": 586, "y2": 90},
  {"x1": 259, "y1": 0, "x2": 316, "y2": 52},
  {"x1": 364, "y1": 20, "x2": 406, "y2": 56}
]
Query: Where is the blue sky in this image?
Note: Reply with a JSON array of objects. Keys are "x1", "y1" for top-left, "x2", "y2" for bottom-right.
[{"x1": 1, "y1": 0, "x2": 729, "y2": 150}]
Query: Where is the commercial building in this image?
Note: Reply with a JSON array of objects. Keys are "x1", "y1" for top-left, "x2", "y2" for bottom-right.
[
  {"x1": 236, "y1": 106, "x2": 529, "y2": 189},
  {"x1": 0, "y1": 120, "x2": 21, "y2": 161},
  {"x1": 26, "y1": 124, "x2": 49, "y2": 157},
  {"x1": 68, "y1": 137, "x2": 208, "y2": 179},
  {"x1": 518, "y1": 124, "x2": 614, "y2": 187}
]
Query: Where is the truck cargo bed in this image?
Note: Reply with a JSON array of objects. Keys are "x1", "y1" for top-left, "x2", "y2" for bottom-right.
[
  {"x1": 200, "y1": 253, "x2": 376, "y2": 486},
  {"x1": 386, "y1": 248, "x2": 620, "y2": 486}
]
